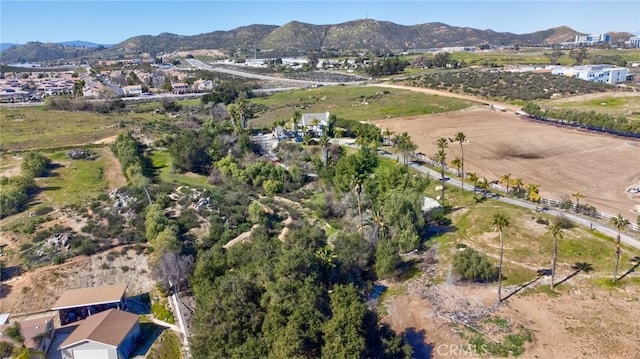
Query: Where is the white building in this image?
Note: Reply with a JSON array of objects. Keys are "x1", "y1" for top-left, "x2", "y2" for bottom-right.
[
  {"x1": 629, "y1": 36, "x2": 640, "y2": 48},
  {"x1": 575, "y1": 33, "x2": 610, "y2": 45},
  {"x1": 299, "y1": 112, "x2": 330, "y2": 136},
  {"x1": 552, "y1": 65, "x2": 628, "y2": 84}
]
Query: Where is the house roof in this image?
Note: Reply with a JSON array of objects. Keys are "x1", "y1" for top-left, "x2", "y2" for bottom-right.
[
  {"x1": 60, "y1": 309, "x2": 138, "y2": 348},
  {"x1": 300, "y1": 112, "x2": 329, "y2": 126},
  {"x1": 0, "y1": 315, "x2": 55, "y2": 349},
  {"x1": 52, "y1": 284, "x2": 127, "y2": 310}
]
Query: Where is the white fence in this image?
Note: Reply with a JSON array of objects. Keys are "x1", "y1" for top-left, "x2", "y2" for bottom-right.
[{"x1": 411, "y1": 152, "x2": 639, "y2": 233}]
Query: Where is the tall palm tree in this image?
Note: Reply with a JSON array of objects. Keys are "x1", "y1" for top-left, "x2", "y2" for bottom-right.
[
  {"x1": 319, "y1": 133, "x2": 331, "y2": 166},
  {"x1": 450, "y1": 132, "x2": 466, "y2": 189},
  {"x1": 499, "y1": 173, "x2": 512, "y2": 194},
  {"x1": 611, "y1": 214, "x2": 630, "y2": 282},
  {"x1": 364, "y1": 205, "x2": 390, "y2": 246},
  {"x1": 450, "y1": 157, "x2": 462, "y2": 178},
  {"x1": 572, "y1": 191, "x2": 585, "y2": 214},
  {"x1": 493, "y1": 213, "x2": 510, "y2": 303},
  {"x1": 467, "y1": 172, "x2": 479, "y2": 195},
  {"x1": 436, "y1": 137, "x2": 448, "y2": 206},
  {"x1": 547, "y1": 223, "x2": 564, "y2": 289}
]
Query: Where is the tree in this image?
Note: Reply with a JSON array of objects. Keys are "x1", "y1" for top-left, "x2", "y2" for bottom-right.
[
  {"x1": 572, "y1": 191, "x2": 585, "y2": 213},
  {"x1": 453, "y1": 248, "x2": 498, "y2": 282},
  {"x1": 450, "y1": 157, "x2": 462, "y2": 177},
  {"x1": 449, "y1": 132, "x2": 466, "y2": 189},
  {"x1": 610, "y1": 214, "x2": 629, "y2": 282},
  {"x1": 510, "y1": 177, "x2": 523, "y2": 197},
  {"x1": 467, "y1": 172, "x2": 479, "y2": 195},
  {"x1": 499, "y1": 173, "x2": 512, "y2": 194},
  {"x1": 492, "y1": 213, "x2": 510, "y2": 302},
  {"x1": 435, "y1": 137, "x2": 448, "y2": 206},
  {"x1": 547, "y1": 223, "x2": 564, "y2": 289},
  {"x1": 525, "y1": 184, "x2": 541, "y2": 211},
  {"x1": 395, "y1": 132, "x2": 417, "y2": 165},
  {"x1": 73, "y1": 79, "x2": 85, "y2": 98},
  {"x1": 318, "y1": 133, "x2": 331, "y2": 166},
  {"x1": 21, "y1": 152, "x2": 51, "y2": 178},
  {"x1": 478, "y1": 177, "x2": 490, "y2": 199},
  {"x1": 569, "y1": 47, "x2": 588, "y2": 65},
  {"x1": 322, "y1": 284, "x2": 367, "y2": 358},
  {"x1": 544, "y1": 49, "x2": 564, "y2": 64}
]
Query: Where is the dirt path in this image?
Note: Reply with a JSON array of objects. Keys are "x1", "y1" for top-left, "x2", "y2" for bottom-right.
[
  {"x1": 369, "y1": 83, "x2": 521, "y2": 112},
  {"x1": 99, "y1": 147, "x2": 127, "y2": 189},
  {"x1": 223, "y1": 224, "x2": 259, "y2": 249}
]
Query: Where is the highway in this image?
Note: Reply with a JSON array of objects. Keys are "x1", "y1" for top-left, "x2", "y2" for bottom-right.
[{"x1": 185, "y1": 58, "x2": 365, "y2": 87}]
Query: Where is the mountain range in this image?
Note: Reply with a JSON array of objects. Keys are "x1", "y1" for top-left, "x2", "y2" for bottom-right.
[{"x1": 0, "y1": 20, "x2": 634, "y2": 63}]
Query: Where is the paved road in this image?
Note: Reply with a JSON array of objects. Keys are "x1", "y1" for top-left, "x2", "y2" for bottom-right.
[
  {"x1": 363, "y1": 146, "x2": 640, "y2": 250},
  {"x1": 186, "y1": 59, "x2": 366, "y2": 87}
]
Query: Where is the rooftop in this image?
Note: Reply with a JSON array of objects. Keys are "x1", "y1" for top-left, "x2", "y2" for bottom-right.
[
  {"x1": 52, "y1": 284, "x2": 127, "y2": 310},
  {"x1": 60, "y1": 309, "x2": 138, "y2": 348}
]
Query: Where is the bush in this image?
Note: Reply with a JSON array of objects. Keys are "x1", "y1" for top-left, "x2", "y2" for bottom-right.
[
  {"x1": 453, "y1": 248, "x2": 498, "y2": 282},
  {"x1": 21, "y1": 152, "x2": 51, "y2": 178}
]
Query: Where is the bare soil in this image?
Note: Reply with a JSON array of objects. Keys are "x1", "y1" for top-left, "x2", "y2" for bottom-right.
[
  {"x1": 381, "y1": 251, "x2": 640, "y2": 359},
  {"x1": 1, "y1": 246, "x2": 155, "y2": 314},
  {"x1": 374, "y1": 106, "x2": 640, "y2": 218}
]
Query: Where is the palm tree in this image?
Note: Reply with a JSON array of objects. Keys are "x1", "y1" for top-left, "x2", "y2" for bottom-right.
[
  {"x1": 450, "y1": 157, "x2": 462, "y2": 178},
  {"x1": 572, "y1": 191, "x2": 585, "y2": 213},
  {"x1": 510, "y1": 177, "x2": 523, "y2": 197},
  {"x1": 547, "y1": 223, "x2": 564, "y2": 289},
  {"x1": 311, "y1": 117, "x2": 320, "y2": 137},
  {"x1": 525, "y1": 183, "x2": 541, "y2": 211},
  {"x1": 319, "y1": 133, "x2": 331, "y2": 166},
  {"x1": 499, "y1": 173, "x2": 512, "y2": 194},
  {"x1": 290, "y1": 110, "x2": 302, "y2": 136},
  {"x1": 450, "y1": 132, "x2": 466, "y2": 189},
  {"x1": 436, "y1": 137, "x2": 448, "y2": 206},
  {"x1": 467, "y1": 172, "x2": 479, "y2": 195},
  {"x1": 478, "y1": 177, "x2": 490, "y2": 199},
  {"x1": 611, "y1": 214, "x2": 630, "y2": 282},
  {"x1": 493, "y1": 213, "x2": 510, "y2": 303},
  {"x1": 364, "y1": 205, "x2": 390, "y2": 246}
]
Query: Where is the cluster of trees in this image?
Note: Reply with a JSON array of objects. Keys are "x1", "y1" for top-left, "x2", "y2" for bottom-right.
[
  {"x1": 201, "y1": 82, "x2": 255, "y2": 105},
  {"x1": 411, "y1": 52, "x2": 459, "y2": 69},
  {"x1": 111, "y1": 133, "x2": 150, "y2": 187},
  {"x1": 0, "y1": 152, "x2": 51, "y2": 218},
  {"x1": 214, "y1": 156, "x2": 303, "y2": 196},
  {"x1": 44, "y1": 96, "x2": 125, "y2": 113},
  {"x1": 410, "y1": 70, "x2": 611, "y2": 100},
  {"x1": 522, "y1": 102, "x2": 640, "y2": 136},
  {"x1": 366, "y1": 57, "x2": 409, "y2": 76}
]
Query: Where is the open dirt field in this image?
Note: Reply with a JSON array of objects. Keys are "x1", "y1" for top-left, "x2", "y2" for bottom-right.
[{"x1": 374, "y1": 106, "x2": 640, "y2": 218}]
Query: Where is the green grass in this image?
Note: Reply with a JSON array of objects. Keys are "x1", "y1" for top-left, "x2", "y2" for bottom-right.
[
  {"x1": 542, "y1": 94, "x2": 640, "y2": 121},
  {"x1": 146, "y1": 329, "x2": 182, "y2": 359},
  {"x1": 248, "y1": 85, "x2": 473, "y2": 127},
  {"x1": 37, "y1": 149, "x2": 111, "y2": 206},
  {"x1": 151, "y1": 300, "x2": 175, "y2": 324},
  {"x1": 150, "y1": 150, "x2": 211, "y2": 188},
  {"x1": 0, "y1": 107, "x2": 125, "y2": 151}
]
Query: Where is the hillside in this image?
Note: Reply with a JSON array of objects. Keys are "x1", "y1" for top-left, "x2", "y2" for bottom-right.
[
  {"x1": 0, "y1": 20, "x2": 586, "y2": 62},
  {"x1": 0, "y1": 42, "x2": 98, "y2": 63}
]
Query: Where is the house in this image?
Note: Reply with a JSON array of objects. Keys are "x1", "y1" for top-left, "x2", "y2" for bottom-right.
[
  {"x1": 171, "y1": 82, "x2": 189, "y2": 94},
  {"x1": 121, "y1": 85, "x2": 142, "y2": 97},
  {"x1": 299, "y1": 112, "x2": 330, "y2": 137},
  {"x1": 0, "y1": 314, "x2": 55, "y2": 357},
  {"x1": 59, "y1": 309, "x2": 140, "y2": 359},
  {"x1": 193, "y1": 79, "x2": 215, "y2": 92},
  {"x1": 551, "y1": 65, "x2": 628, "y2": 84},
  {"x1": 52, "y1": 284, "x2": 127, "y2": 325}
]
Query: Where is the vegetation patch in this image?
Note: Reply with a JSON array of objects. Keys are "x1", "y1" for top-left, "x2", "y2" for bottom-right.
[{"x1": 249, "y1": 86, "x2": 472, "y2": 127}]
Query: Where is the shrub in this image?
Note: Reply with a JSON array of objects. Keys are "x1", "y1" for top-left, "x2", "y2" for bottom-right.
[
  {"x1": 453, "y1": 248, "x2": 498, "y2": 282},
  {"x1": 21, "y1": 152, "x2": 51, "y2": 178}
]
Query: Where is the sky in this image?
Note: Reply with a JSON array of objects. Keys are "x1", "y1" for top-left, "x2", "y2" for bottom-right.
[{"x1": 1, "y1": 0, "x2": 639, "y2": 44}]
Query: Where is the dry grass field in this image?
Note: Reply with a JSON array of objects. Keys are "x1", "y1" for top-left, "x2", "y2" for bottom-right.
[{"x1": 374, "y1": 106, "x2": 640, "y2": 219}]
